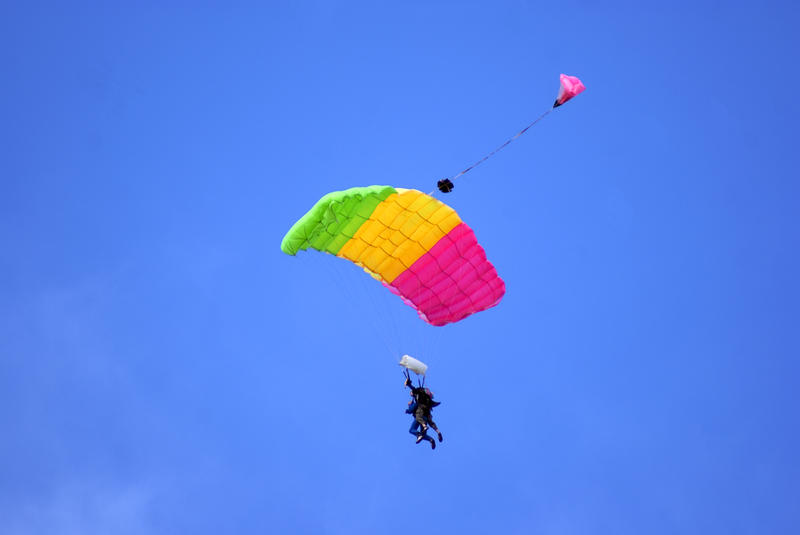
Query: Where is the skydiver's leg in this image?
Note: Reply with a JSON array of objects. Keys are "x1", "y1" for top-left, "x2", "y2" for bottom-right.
[
  {"x1": 415, "y1": 409, "x2": 428, "y2": 433},
  {"x1": 422, "y1": 425, "x2": 435, "y2": 449},
  {"x1": 409, "y1": 420, "x2": 421, "y2": 438},
  {"x1": 412, "y1": 411, "x2": 432, "y2": 444},
  {"x1": 425, "y1": 416, "x2": 438, "y2": 432},
  {"x1": 414, "y1": 410, "x2": 435, "y2": 448},
  {"x1": 425, "y1": 415, "x2": 443, "y2": 443},
  {"x1": 409, "y1": 420, "x2": 419, "y2": 436},
  {"x1": 411, "y1": 420, "x2": 427, "y2": 444}
]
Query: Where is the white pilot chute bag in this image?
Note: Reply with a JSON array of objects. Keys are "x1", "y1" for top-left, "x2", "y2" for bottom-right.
[{"x1": 399, "y1": 354, "x2": 427, "y2": 376}]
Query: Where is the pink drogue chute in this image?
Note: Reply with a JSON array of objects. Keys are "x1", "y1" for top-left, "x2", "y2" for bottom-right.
[{"x1": 554, "y1": 74, "x2": 586, "y2": 107}]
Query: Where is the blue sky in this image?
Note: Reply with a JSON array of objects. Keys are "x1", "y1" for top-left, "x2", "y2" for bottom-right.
[{"x1": 2, "y1": 1, "x2": 799, "y2": 533}]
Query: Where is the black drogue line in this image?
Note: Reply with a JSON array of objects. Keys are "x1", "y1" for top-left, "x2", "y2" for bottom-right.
[{"x1": 430, "y1": 107, "x2": 554, "y2": 196}]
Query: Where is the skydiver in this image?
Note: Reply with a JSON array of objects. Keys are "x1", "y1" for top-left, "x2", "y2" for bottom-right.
[{"x1": 405, "y1": 377, "x2": 443, "y2": 449}]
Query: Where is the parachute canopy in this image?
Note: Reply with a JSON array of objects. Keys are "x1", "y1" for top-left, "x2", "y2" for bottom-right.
[
  {"x1": 281, "y1": 186, "x2": 505, "y2": 326},
  {"x1": 399, "y1": 355, "x2": 428, "y2": 376},
  {"x1": 554, "y1": 73, "x2": 586, "y2": 108}
]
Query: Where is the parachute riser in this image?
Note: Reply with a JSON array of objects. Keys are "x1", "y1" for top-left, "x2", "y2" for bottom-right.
[{"x1": 401, "y1": 367, "x2": 424, "y2": 389}]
